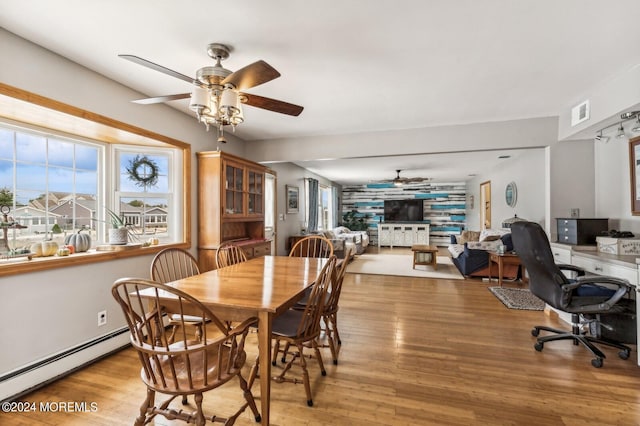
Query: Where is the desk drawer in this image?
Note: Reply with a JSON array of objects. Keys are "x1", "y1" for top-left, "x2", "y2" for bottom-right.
[
  {"x1": 552, "y1": 246, "x2": 572, "y2": 264},
  {"x1": 571, "y1": 256, "x2": 638, "y2": 286}
]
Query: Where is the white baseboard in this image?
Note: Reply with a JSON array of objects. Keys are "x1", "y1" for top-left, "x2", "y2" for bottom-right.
[{"x1": 0, "y1": 328, "x2": 129, "y2": 401}]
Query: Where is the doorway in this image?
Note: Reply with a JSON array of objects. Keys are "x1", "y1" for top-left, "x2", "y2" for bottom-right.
[
  {"x1": 480, "y1": 180, "x2": 491, "y2": 230},
  {"x1": 265, "y1": 173, "x2": 276, "y2": 253}
]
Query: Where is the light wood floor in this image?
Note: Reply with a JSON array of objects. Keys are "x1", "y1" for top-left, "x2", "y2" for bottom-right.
[{"x1": 6, "y1": 251, "x2": 640, "y2": 425}]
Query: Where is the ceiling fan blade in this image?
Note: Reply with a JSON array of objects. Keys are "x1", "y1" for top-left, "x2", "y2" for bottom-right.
[
  {"x1": 222, "y1": 60, "x2": 281, "y2": 90},
  {"x1": 132, "y1": 93, "x2": 191, "y2": 105},
  {"x1": 119, "y1": 54, "x2": 195, "y2": 85},
  {"x1": 241, "y1": 93, "x2": 304, "y2": 116}
]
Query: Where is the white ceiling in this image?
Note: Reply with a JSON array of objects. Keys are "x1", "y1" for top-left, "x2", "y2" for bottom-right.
[{"x1": 2, "y1": 0, "x2": 640, "y2": 184}]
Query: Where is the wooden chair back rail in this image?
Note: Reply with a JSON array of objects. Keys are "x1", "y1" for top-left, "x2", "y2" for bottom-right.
[
  {"x1": 112, "y1": 278, "x2": 261, "y2": 424},
  {"x1": 289, "y1": 235, "x2": 334, "y2": 258},
  {"x1": 216, "y1": 242, "x2": 248, "y2": 268},
  {"x1": 150, "y1": 248, "x2": 200, "y2": 283},
  {"x1": 295, "y1": 256, "x2": 336, "y2": 338}
]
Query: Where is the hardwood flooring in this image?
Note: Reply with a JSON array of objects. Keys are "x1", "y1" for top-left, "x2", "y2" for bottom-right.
[{"x1": 5, "y1": 253, "x2": 640, "y2": 425}]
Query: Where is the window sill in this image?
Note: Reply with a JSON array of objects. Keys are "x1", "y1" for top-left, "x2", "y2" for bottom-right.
[{"x1": 0, "y1": 243, "x2": 189, "y2": 278}]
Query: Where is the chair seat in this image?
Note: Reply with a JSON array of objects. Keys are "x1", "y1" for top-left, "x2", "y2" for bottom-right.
[
  {"x1": 272, "y1": 309, "x2": 305, "y2": 338},
  {"x1": 144, "y1": 341, "x2": 246, "y2": 393}
]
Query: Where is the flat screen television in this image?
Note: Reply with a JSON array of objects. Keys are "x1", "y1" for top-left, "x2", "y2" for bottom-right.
[{"x1": 384, "y1": 199, "x2": 424, "y2": 222}]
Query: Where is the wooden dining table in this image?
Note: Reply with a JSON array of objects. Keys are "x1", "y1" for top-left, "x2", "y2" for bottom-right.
[{"x1": 142, "y1": 255, "x2": 329, "y2": 425}]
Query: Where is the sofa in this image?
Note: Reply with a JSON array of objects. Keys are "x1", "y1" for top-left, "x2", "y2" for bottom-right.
[
  {"x1": 316, "y1": 226, "x2": 369, "y2": 258},
  {"x1": 448, "y1": 229, "x2": 520, "y2": 279}
]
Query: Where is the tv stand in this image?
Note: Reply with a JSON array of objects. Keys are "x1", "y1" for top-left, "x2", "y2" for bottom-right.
[{"x1": 378, "y1": 223, "x2": 429, "y2": 248}]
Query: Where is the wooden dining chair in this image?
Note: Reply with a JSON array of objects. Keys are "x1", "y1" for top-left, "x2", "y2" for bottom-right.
[
  {"x1": 150, "y1": 248, "x2": 204, "y2": 341},
  {"x1": 248, "y1": 256, "x2": 337, "y2": 407},
  {"x1": 288, "y1": 235, "x2": 334, "y2": 258},
  {"x1": 288, "y1": 246, "x2": 353, "y2": 366},
  {"x1": 112, "y1": 278, "x2": 261, "y2": 426},
  {"x1": 216, "y1": 241, "x2": 248, "y2": 268}
]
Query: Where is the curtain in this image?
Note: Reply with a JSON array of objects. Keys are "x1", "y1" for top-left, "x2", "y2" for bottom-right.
[
  {"x1": 331, "y1": 186, "x2": 339, "y2": 228},
  {"x1": 307, "y1": 178, "x2": 319, "y2": 231}
]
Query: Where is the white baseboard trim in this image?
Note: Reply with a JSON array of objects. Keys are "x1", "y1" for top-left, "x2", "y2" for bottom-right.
[{"x1": 0, "y1": 327, "x2": 130, "y2": 401}]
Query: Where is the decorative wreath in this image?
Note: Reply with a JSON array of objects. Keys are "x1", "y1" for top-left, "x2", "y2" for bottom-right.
[{"x1": 126, "y1": 155, "x2": 159, "y2": 188}]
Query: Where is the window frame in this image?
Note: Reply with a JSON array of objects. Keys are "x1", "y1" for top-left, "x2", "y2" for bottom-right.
[{"x1": 0, "y1": 83, "x2": 191, "y2": 277}]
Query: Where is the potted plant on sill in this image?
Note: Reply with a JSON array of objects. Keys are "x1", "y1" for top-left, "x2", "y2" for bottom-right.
[{"x1": 105, "y1": 208, "x2": 138, "y2": 245}]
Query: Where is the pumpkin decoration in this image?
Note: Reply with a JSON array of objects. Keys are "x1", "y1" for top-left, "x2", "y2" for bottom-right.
[
  {"x1": 63, "y1": 244, "x2": 75, "y2": 255},
  {"x1": 40, "y1": 240, "x2": 59, "y2": 257},
  {"x1": 57, "y1": 246, "x2": 71, "y2": 256},
  {"x1": 29, "y1": 242, "x2": 43, "y2": 257},
  {"x1": 64, "y1": 230, "x2": 92, "y2": 252}
]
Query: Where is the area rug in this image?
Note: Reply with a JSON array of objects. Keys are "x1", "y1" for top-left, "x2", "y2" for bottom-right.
[
  {"x1": 346, "y1": 253, "x2": 464, "y2": 280},
  {"x1": 488, "y1": 286, "x2": 545, "y2": 311}
]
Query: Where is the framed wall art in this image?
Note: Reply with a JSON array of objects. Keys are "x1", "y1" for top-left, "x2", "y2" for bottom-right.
[
  {"x1": 630, "y1": 139, "x2": 640, "y2": 215},
  {"x1": 286, "y1": 185, "x2": 299, "y2": 213}
]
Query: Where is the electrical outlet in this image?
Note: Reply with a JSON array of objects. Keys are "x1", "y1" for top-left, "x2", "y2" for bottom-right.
[
  {"x1": 570, "y1": 208, "x2": 580, "y2": 218},
  {"x1": 97, "y1": 310, "x2": 107, "y2": 327}
]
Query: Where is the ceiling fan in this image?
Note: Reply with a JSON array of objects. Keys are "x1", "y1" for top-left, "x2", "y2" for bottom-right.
[
  {"x1": 383, "y1": 170, "x2": 430, "y2": 186},
  {"x1": 119, "y1": 43, "x2": 303, "y2": 142}
]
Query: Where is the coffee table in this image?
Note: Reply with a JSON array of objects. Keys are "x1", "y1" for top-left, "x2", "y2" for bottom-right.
[{"x1": 411, "y1": 244, "x2": 438, "y2": 270}]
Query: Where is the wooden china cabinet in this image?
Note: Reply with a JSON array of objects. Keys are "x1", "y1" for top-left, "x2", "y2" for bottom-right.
[{"x1": 197, "y1": 150, "x2": 271, "y2": 271}]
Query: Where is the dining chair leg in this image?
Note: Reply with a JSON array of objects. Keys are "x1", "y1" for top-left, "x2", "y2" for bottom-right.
[
  {"x1": 272, "y1": 339, "x2": 281, "y2": 366},
  {"x1": 324, "y1": 323, "x2": 338, "y2": 365},
  {"x1": 193, "y1": 393, "x2": 206, "y2": 426},
  {"x1": 247, "y1": 355, "x2": 259, "y2": 389},
  {"x1": 297, "y1": 343, "x2": 314, "y2": 407},
  {"x1": 311, "y1": 340, "x2": 327, "y2": 376},
  {"x1": 238, "y1": 374, "x2": 262, "y2": 422},
  {"x1": 281, "y1": 342, "x2": 292, "y2": 363},
  {"x1": 136, "y1": 388, "x2": 154, "y2": 426}
]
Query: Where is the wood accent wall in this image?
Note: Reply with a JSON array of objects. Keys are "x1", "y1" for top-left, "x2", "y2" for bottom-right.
[{"x1": 342, "y1": 181, "x2": 466, "y2": 246}]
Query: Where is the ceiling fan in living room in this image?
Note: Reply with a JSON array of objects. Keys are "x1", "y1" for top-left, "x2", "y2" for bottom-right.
[
  {"x1": 381, "y1": 169, "x2": 431, "y2": 187},
  {"x1": 119, "y1": 42, "x2": 303, "y2": 143}
]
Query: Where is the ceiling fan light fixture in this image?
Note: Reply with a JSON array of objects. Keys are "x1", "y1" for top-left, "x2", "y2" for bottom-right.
[
  {"x1": 120, "y1": 41, "x2": 304, "y2": 143},
  {"x1": 189, "y1": 87, "x2": 211, "y2": 113}
]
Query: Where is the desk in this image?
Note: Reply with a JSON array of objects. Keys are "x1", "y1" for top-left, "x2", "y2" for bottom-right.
[
  {"x1": 488, "y1": 252, "x2": 526, "y2": 286},
  {"x1": 143, "y1": 255, "x2": 328, "y2": 425}
]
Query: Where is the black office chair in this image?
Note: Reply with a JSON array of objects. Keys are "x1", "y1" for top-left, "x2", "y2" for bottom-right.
[{"x1": 511, "y1": 221, "x2": 635, "y2": 368}]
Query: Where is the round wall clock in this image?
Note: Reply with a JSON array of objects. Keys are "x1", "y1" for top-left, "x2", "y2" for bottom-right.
[{"x1": 505, "y1": 181, "x2": 517, "y2": 207}]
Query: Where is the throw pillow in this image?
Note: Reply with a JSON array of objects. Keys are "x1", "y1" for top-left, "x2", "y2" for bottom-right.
[
  {"x1": 479, "y1": 229, "x2": 507, "y2": 242},
  {"x1": 458, "y1": 230, "x2": 480, "y2": 244}
]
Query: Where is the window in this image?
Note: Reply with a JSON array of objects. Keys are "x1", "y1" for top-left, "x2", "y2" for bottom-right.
[
  {"x1": 317, "y1": 184, "x2": 333, "y2": 231},
  {"x1": 0, "y1": 121, "x2": 183, "y2": 253}
]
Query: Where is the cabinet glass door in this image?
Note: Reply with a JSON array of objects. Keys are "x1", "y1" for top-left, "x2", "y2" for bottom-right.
[
  {"x1": 247, "y1": 170, "x2": 263, "y2": 215},
  {"x1": 225, "y1": 163, "x2": 244, "y2": 215}
]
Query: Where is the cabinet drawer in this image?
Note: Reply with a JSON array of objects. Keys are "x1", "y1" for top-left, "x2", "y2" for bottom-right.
[
  {"x1": 557, "y1": 220, "x2": 577, "y2": 232},
  {"x1": 551, "y1": 247, "x2": 571, "y2": 264},
  {"x1": 253, "y1": 244, "x2": 271, "y2": 257},
  {"x1": 557, "y1": 232, "x2": 577, "y2": 244},
  {"x1": 571, "y1": 256, "x2": 638, "y2": 286}
]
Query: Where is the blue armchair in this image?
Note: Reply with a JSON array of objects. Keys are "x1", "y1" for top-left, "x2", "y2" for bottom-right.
[{"x1": 449, "y1": 233, "x2": 519, "y2": 278}]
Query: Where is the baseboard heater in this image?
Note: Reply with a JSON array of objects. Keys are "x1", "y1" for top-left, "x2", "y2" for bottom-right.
[{"x1": 0, "y1": 327, "x2": 130, "y2": 402}]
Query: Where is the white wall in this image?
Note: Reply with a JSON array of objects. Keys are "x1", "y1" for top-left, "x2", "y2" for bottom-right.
[
  {"x1": 466, "y1": 149, "x2": 546, "y2": 231},
  {"x1": 246, "y1": 117, "x2": 559, "y2": 164},
  {"x1": 594, "y1": 136, "x2": 640, "y2": 233},
  {"x1": 548, "y1": 139, "x2": 597, "y2": 239},
  {"x1": 266, "y1": 162, "x2": 338, "y2": 255},
  {"x1": 0, "y1": 29, "x2": 248, "y2": 381}
]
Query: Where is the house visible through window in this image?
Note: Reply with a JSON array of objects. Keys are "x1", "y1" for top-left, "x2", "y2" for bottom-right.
[{"x1": 0, "y1": 122, "x2": 182, "y2": 252}]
